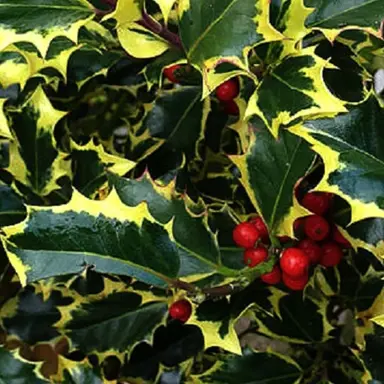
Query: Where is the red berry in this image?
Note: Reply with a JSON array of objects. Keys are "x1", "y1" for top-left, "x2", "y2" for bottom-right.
[
  {"x1": 169, "y1": 299, "x2": 192, "y2": 322},
  {"x1": 301, "y1": 192, "x2": 331, "y2": 216},
  {"x1": 163, "y1": 64, "x2": 181, "y2": 83},
  {"x1": 233, "y1": 222, "x2": 260, "y2": 249},
  {"x1": 243, "y1": 246, "x2": 268, "y2": 268},
  {"x1": 293, "y1": 218, "x2": 304, "y2": 234},
  {"x1": 298, "y1": 238, "x2": 322, "y2": 264},
  {"x1": 215, "y1": 78, "x2": 239, "y2": 101},
  {"x1": 320, "y1": 242, "x2": 343, "y2": 267},
  {"x1": 332, "y1": 226, "x2": 351, "y2": 248},
  {"x1": 280, "y1": 247, "x2": 310, "y2": 278},
  {"x1": 222, "y1": 100, "x2": 239, "y2": 115},
  {"x1": 304, "y1": 215, "x2": 330, "y2": 241},
  {"x1": 261, "y1": 265, "x2": 281, "y2": 285},
  {"x1": 249, "y1": 216, "x2": 269, "y2": 241},
  {"x1": 282, "y1": 272, "x2": 308, "y2": 291}
]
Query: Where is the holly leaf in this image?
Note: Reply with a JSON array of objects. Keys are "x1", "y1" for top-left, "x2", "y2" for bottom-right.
[
  {"x1": 305, "y1": 0, "x2": 384, "y2": 40},
  {"x1": 178, "y1": 0, "x2": 283, "y2": 73},
  {"x1": 289, "y1": 94, "x2": 384, "y2": 224},
  {"x1": 230, "y1": 119, "x2": 315, "y2": 238},
  {"x1": 5, "y1": 86, "x2": 71, "y2": 197},
  {"x1": 246, "y1": 47, "x2": 347, "y2": 137},
  {"x1": 59, "y1": 359, "x2": 103, "y2": 384},
  {"x1": 0, "y1": 0, "x2": 94, "y2": 57},
  {"x1": 154, "y1": 0, "x2": 177, "y2": 24},
  {"x1": 1, "y1": 183, "x2": 238, "y2": 288},
  {"x1": 56, "y1": 291, "x2": 168, "y2": 355},
  {"x1": 360, "y1": 323, "x2": 384, "y2": 381},
  {"x1": 194, "y1": 349, "x2": 302, "y2": 384},
  {"x1": 67, "y1": 47, "x2": 123, "y2": 88},
  {"x1": 0, "y1": 51, "x2": 30, "y2": 89},
  {"x1": 252, "y1": 290, "x2": 333, "y2": 344},
  {"x1": 104, "y1": 0, "x2": 170, "y2": 59},
  {"x1": 0, "y1": 183, "x2": 26, "y2": 227},
  {"x1": 70, "y1": 139, "x2": 136, "y2": 199},
  {"x1": 0, "y1": 345, "x2": 47, "y2": 383},
  {"x1": 139, "y1": 85, "x2": 209, "y2": 161},
  {"x1": 0, "y1": 98, "x2": 12, "y2": 139}
]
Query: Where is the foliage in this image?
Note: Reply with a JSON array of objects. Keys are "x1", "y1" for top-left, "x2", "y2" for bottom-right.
[{"x1": 0, "y1": 0, "x2": 383, "y2": 382}]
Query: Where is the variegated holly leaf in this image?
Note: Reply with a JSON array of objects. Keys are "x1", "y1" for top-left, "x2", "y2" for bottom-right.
[
  {"x1": 136, "y1": 85, "x2": 209, "y2": 161},
  {"x1": 70, "y1": 139, "x2": 135, "y2": 199},
  {"x1": 259, "y1": 0, "x2": 312, "y2": 64},
  {"x1": 0, "y1": 0, "x2": 94, "y2": 57},
  {"x1": 289, "y1": 94, "x2": 384, "y2": 225},
  {"x1": 67, "y1": 47, "x2": 123, "y2": 88},
  {"x1": 5, "y1": 86, "x2": 71, "y2": 197},
  {"x1": 0, "y1": 345, "x2": 47, "y2": 383},
  {"x1": 177, "y1": 0, "x2": 283, "y2": 84},
  {"x1": 103, "y1": 0, "x2": 171, "y2": 59},
  {"x1": 59, "y1": 359, "x2": 103, "y2": 384},
  {"x1": 230, "y1": 118, "x2": 315, "y2": 239},
  {"x1": 0, "y1": 51, "x2": 30, "y2": 89},
  {"x1": 154, "y1": 0, "x2": 177, "y2": 24},
  {"x1": 9, "y1": 39, "x2": 81, "y2": 84},
  {"x1": 251, "y1": 289, "x2": 333, "y2": 344},
  {"x1": 304, "y1": 0, "x2": 384, "y2": 40},
  {"x1": 0, "y1": 98, "x2": 12, "y2": 139},
  {"x1": 359, "y1": 323, "x2": 384, "y2": 381},
  {"x1": 1, "y1": 182, "x2": 239, "y2": 287},
  {"x1": 0, "y1": 183, "x2": 26, "y2": 227},
  {"x1": 246, "y1": 47, "x2": 347, "y2": 137},
  {"x1": 336, "y1": 29, "x2": 384, "y2": 75},
  {"x1": 188, "y1": 298, "x2": 241, "y2": 355},
  {"x1": 193, "y1": 349, "x2": 302, "y2": 384},
  {"x1": 56, "y1": 291, "x2": 168, "y2": 355}
]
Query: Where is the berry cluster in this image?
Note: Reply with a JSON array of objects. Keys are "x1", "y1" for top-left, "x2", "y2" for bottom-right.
[
  {"x1": 233, "y1": 192, "x2": 351, "y2": 291},
  {"x1": 164, "y1": 66, "x2": 240, "y2": 116}
]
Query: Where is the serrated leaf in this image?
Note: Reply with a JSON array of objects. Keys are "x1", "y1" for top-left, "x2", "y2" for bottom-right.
[
  {"x1": 230, "y1": 120, "x2": 315, "y2": 238},
  {"x1": 336, "y1": 29, "x2": 384, "y2": 75},
  {"x1": 1, "y1": 185, "x2": 238, "y2": 288},
  {"x1": 109, "y1": 172, "x2": 242, "y2": 281},
  {"x1": 59, "y1": 359, "x2": 103, "y2": 384},
  {"x1": 360, "y1": 324, "x2": 384, "y2": 382},
  {"x1": 289, "y1": 94, "x2": 384, "y2": 224},
  {"x1": 104, "y1": 0, "x2": 170, "y2": 59},
  {"x1": 140, "y1": 86, "x2": 209, "y2": 161},
  {"x1": 1, "y1": 285, "x2": 72, "y2": 343},
  {"x1": 0, "y1": 51, "x2": 30, "y2": 89},
  {"x1": 0, "y1": 0, "x2": 94, "y2": 57},
  {"x1": 0, "y1": 98, "x2": 12, "y2": 138},
  {"x1": 67, "y1": 47, "x2": 123, "y2": 88},
  {"x1": 252, "y1": 290, "x2": 333, "y2": 344},
  {"x1": 305, "y1": 0, "x2": 384, "y2": 37},
  {"x1": 246, "y1": 47, "x2": 347, "y2": 137},
  {"x1": 5, "y1": 86, "x2": 71, "y2": 197},
  {"x1": 343, "y1": 218, "x2": 384, "y2": 263},
  {"x1": 188, "y1": 298, "x2": 241, "y2": 355},
  {"x1": 0, "y1": 345, "x2": 47, "y2": 383},
  {"x1": 194, "y1": 349, "x2": 302, "y2": 384},
  {"x1": 178, "y1": 0, "x2": 283, "y2": 73},
  {"x1": 0, "y1": 184, "x2": 26, "y2": 227},
  {"x1": 154, "y1": 0, "x2": 177, "y2": 24},
  {"x1": 260, "y1": 0, "x2": 312, "y2": 64},
  {"x1": 57, "y1": 291, "x2": 168, "y2": 354},
  {"x1": 10, "y1": 38, "x2": 82, "y2": 84},
  {"x1": 70, "y1": 139, "x2": 135, "y2": 198}
]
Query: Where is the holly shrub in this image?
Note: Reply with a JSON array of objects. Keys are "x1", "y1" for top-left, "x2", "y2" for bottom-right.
[{"x1": 0, "y1": 0, "x2": 384, "y2": 383}]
